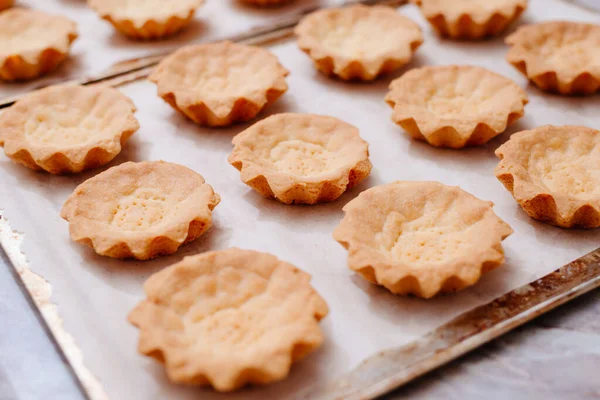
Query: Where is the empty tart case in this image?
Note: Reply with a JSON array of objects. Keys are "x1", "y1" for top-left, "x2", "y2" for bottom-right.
[
  {"x1": 506, "y1": 21, "x2": 600, "y2": 95},
  {"x1": 0, "y1": 85, "x2": 139, "y2": 174},
  {"x1": 334, "y1": 181, "x2": 513, "y2": 298},
  {"x1": 385, "y1": 65, "x2": 528, "y2": 148},
  {"x1": 150, "y1": 42, "x2": 289, "y2": 127},
  {"x1": 88, "y1": 0, "x2": 204, "y2": 40},
  {"x1": 295, "y1": 5, "x2": 423, "y2": 81},
  {"x1": 495, "y1": 125, "x2": 600, "y2": 228},
  {"x1": 412, "y1": 0, "x2": 527, "y2": 39},
  {"x1": 0, "y1": 8, "x2": 77, "y2": 81}
]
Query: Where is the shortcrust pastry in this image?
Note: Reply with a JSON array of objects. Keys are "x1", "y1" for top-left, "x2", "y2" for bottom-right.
[
  {"x1": 228, "y1": 113, "x2": 372, "y2": 204},
  {"x1": 128, "y1": 248, "x2": 328, "y2": 391},
  {"x1": 88, "y1": 0, "x2": 204, "y2": 40},
  {"x1": 495, "y1": 125, "x2": 600, "y2": 229},
  {"x1": 295, "y1": 5, "x2": 423, "y2": 81},
  {"x1": 0, "y1": 0, "x2": 13, "y2": 11},
  {"x1": 61, "y1": 161, "x2": 220, "y2": 259},
  {"x1": 333, "y1": 181, "x2": 513, "y2": 298},
  {"x1": 150, "y1": 42, "x2": 289, "y2": 127},
  {"x1": 385, "y1": 65, "x2": 528, "y2": 148},
  {"x1": 506, "y1": 21, "x2": 600, "y2": 95},
  {"x1": 413, "y1": 0, "x2": 527, "y2": 39},
  {"x1": 0, "y1": 85, "x2": 139, "y2": 174},
  {"x1": 0, "y1": 8, "x2": 78, "y2": 81}
]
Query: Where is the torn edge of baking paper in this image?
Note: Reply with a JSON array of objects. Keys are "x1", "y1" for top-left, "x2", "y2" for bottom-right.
[{"x1": 0, "y1": 210, "x2": 109, "y2": 400}]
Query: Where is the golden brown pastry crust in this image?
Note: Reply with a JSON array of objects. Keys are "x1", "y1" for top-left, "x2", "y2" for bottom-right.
[
  {"x1": 150, "y1": 42, "x2": 289, "y2": 127},
  {"x1": 413, "y1": 0, "x2": 527, "y2": 39},
  {"x1": 0, "y1": 85, "x2": 139, "y2": 174},
  {"x1": 495, "y1": 125, "x2": 600, "y2": 229},
  {"x1": 0, "y1": 0, "x2": 13, "y2": 11},
  {"x1": 385, "y1": 65, "x2": 528, "y2": 148},
  {"x1": 128, "y1": 248, "x2": 328, "y2": 391},
  {"x1": 228, "y1": 113, "x2": 372, "y2": 204},
  {"x1": 88, "y1": 0, "x2": 204, "y2": 39},
  {"x1": 0, "y1": 8, "x2": 77, "y2": 81},
  {"x1": 333, "y1": 181, "x2": 512, "y2": 298},
  {"x1": 295, "y1": 5, "x2": 423, "y2": 81},
  {"x1": 61, "y1": 161, "x2": 220, "y2": 259},
  {"x1": 506, "y1": 21, "x2": 600, "y2": 95}
]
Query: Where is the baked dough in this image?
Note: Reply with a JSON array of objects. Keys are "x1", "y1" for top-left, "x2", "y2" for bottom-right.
[
  {"x1": 0, "y1": 0, "x2": 13, "y2": 11},
  {"x1": 295, "y1": 5, "x2": 423, "y2": 81},
  {"x1": 61, "y1": 161, "x2": 220, "y2": 259},
  {"x1": 333, "y1": 181, "x2": 512, "y2": 298},
  {"x1": 0, "y1": 85, "x2": 139, "y2": 174},
  {"x1": 413, "y1": 0, "x2": 527, "y2": 39},
  {"x1": 0, "y1": 8, "x2": 77, "y2": 81},
  {"x1": 228, "y1": 113, "x2": 372, "y2": 204},
  {"x1": 385, "y1": 65, "x2": 528, "y2": 148},
  {"x1": 88, "y1": 0, "x2": 204, "y2": 39},
  {"x1": 506, "y1": 21, "x2": 600, "y2": 95},
  {"x1": 129, "y1": 248, "x2": 328, "y2": 391},
  {"x1": 150, "y1": 42, "x2": 289, "y2": 127},
  {"x1": 495, "y1": 125, "x2": 600, "y2": 228}
]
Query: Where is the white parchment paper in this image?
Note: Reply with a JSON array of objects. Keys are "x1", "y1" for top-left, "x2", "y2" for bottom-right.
[{"x1": 1, "y1": 1, "x2": 599, "y2": 399}]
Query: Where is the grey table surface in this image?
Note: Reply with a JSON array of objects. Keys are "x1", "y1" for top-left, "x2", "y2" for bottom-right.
[{"x1": 2, "y1": 0, "x2": 600, "y2": 399}]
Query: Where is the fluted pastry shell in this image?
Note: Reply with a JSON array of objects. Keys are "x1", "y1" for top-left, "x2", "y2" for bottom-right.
[
  {"x1": 0, "y1": 8, "x2": 77, "y2": 81},
  {"x1": 88, "y1": 0, "x2": 203, "y2": 40},
  {"x1": 150, "y1": 42, "x2": 289, "y2": 127},
  {"x1": 495, "y1": 125, "x2": 600, "y2": 229},
  {"x1": 385, "y1": 65, "x2": 528, "y2": 148},
  {"x1": 333, "y1": 181, "x2": 513, "y2": 298},
  {"x1": 506, "y1": 21, "x2": 600, "y2": 95},
  {"x1": 228, "y1": 113, "x2": 372, "y2": 204},
  {"x1": 128, "y1": 248, "x2": 328, "y2": 391},
  {"x1": 413, "y1": 0, "x2": 527, "y2": 39},
  {"x1": 61, "y1": 161, "x2": 221, "y2": 260},
  {"x1": 0, "y1": 85, "x2": 139, "y2": 174},
  {"x1": 295, "y1": 5, "x2": 423, "y2": 81}
]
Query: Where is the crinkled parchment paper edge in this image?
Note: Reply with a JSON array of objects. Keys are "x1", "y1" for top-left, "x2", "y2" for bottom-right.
[{"x1": 0, "y1": 211, "x2": 109, "y2": 400}]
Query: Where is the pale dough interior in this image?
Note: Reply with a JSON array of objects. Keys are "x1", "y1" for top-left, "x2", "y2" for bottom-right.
[
  {"x1": 524, "y1": 29, "x2": 600, "y2": 73},
  {"x1": 0, "y1": 12, "x2": 68, "y2": 55},
  {"x1": 237, "y1": 115, "x2": 363, "y2": 178},
  {"x1": 21, "y1": 95, "x2": 131, "y2": 147},
  {"x1": 92, "y1": 0, "x2": 199, "y2": 20},
  {"x1": 72, "y1": 167, "x2": 201, "y2": 232},
  {"x1": 165, "y1": 46, "x2": 279, "y2": 98},
  {"x1": 375, "y1": 193, "x2": 490, "y2": 266},
  {"x1": 524, "y1": 134, "x2": 600, "y2": 199},
  {"x1": 408, "y1": 70, "x2": 519, "y2": 120},
  {"x1": 306, "y1": 11, "x2": 416, "y2": 60}
]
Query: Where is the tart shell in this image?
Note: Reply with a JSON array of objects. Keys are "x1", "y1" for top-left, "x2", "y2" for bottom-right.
[
  {"x1": 61, "y1": 161, "x2": 220, "y2": 259},
  {"x1": 333, "y1": 181, "x2": 512, "y2": 298},
  {"x1": 495, "y1": 125, "x2": 600, "y2": 228},
  {"x1": 0, "y1": 85, "x2": 139, "y2": 174},
  {"x1": 0, "y1": 8, "x2": 78, "y2": 81},
  {"x1": 228, "y1": 113, "x2": 372, "y2": 204},
  {"x1": 506, "y1": 21, "x2": 600, "y2": 95},
  {"x1": 128, "y1": 248, "x2": 328, "y2": 391}
]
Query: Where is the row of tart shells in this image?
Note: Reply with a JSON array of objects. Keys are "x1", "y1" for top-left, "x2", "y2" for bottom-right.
[
  {"x1": 1, "y1": 41, "x2": 598, "y2": 226},
  {"x1": 2, "y1": 3, "x2": 599, "y2": 95}
]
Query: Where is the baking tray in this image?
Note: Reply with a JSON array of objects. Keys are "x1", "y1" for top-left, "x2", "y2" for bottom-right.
[{"x1": 1, "y1": 1, "x2": 600, "y2": 399}]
